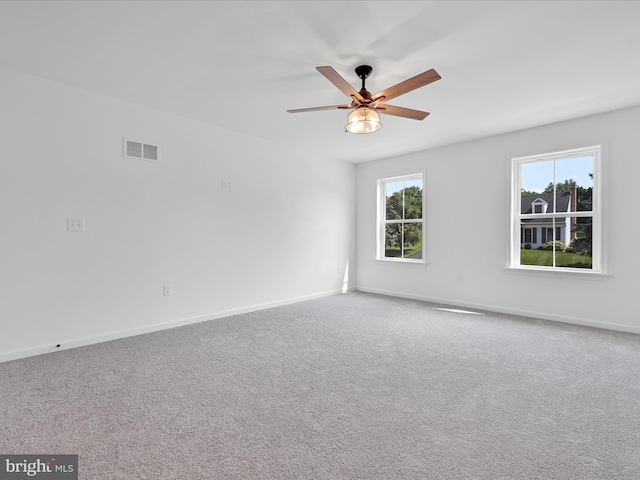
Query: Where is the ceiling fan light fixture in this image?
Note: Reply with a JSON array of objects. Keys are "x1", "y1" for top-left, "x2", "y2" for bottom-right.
[{"x1": 345, "y1": 107, "x2": 382, "y2": 134}]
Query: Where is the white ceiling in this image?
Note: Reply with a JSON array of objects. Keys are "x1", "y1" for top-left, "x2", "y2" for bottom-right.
[{"x1": 1, "y1": 1, "x2": 639, "y2": 163}]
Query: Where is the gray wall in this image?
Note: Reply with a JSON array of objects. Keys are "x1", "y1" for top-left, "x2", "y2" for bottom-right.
[
  {"x1": 356, "y1": 105, "x2": 640, "y2": 333},
  {"x1": 0, "y1": 67, "x2": 356, "y2": 361}
]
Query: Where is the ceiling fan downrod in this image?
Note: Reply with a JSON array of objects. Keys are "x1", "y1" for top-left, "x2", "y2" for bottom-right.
[{"x1": 354, "y1": 65, "x2": 373, "y2": 104}]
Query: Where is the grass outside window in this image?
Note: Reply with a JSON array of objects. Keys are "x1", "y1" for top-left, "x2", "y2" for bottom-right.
[{"x1": 520, "y1": 249, "x2": 592, "y2": 268}]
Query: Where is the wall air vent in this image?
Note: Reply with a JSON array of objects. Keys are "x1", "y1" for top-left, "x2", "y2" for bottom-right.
[{"x1": 123, "y1": 139, "x2": 160, "y2": 162}]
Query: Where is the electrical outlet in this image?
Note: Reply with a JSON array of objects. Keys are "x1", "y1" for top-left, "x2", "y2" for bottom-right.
[
  {"x1": 221, "y1": 180, "x2": 235, "y2": 192},
  {"x1": 163, "y1": 285, "x2": 172, "y2": 296},
  {"x1": 67, "y1": 218, "x2": 84, "y2": 232}
]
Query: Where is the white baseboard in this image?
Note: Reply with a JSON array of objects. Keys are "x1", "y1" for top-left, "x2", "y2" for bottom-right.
[
  {"x1": 355, "y1": 287, "x2": 640, "y2": 335},
  {"x1": 0, "y1": 289, "x2": 342, "y2": 364}
]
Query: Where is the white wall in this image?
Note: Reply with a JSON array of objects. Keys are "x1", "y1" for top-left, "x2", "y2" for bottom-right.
[
  {"x1": 0, "y1": 67, "x2": 355, "y2": 362},
  {"x1": 356, "y1": 105, "x2": 640, "y2": 334}
]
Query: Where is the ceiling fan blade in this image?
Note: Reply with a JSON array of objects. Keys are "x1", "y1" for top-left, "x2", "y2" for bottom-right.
[
  {"x1": 316, "y1": 66, "x2": 364, "y2": 103},
  {"x1": 375, "y1": 104, "x2": 430, "y2": 120},
  {"x1": 287, "y1": 105, "x2": 351, "y2": 113},
  {"x1": 372, "y1": 69, "x2": 441, "y2": 103}
]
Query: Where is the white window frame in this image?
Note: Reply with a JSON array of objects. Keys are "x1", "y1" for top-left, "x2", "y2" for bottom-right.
[
  {"x1": 510, "y1": 145, "x2": 602, "y2": 273},
  {"x1": 377, "y1": 172, "x2": 425, "y2": 263}
]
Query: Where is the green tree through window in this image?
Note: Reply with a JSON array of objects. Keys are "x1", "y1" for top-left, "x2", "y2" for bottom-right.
[{"x1": 379, "y1": 175, "x2": 423, "y2": 260}]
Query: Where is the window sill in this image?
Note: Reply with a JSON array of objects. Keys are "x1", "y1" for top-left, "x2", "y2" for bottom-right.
[
  {"x1": 376, "y1": 258, "x2": 428, "y2": 266},
  {"x1": 504, "y1": 266, "x2": 611, "y2": 280}
]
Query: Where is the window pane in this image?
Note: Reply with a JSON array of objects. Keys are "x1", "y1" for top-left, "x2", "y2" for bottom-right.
[
  {"x1": 521, "y1": 242, "x2": 551, "y2": 267},
  {"x1": 555, "y1": 156, "x2": 593, "y2": 212},
  {"x1": 521, "y1": 161, "x2": 555, "y2": 212},
  {"x1": 404, "y1": 180, "x2": 423, "y2": 220},
  {"x1": 402, "y1": 222, "x2": 422, "y2": 259},
  {"x1": 521, "y1": 161, "x2": 554, "y2": 195},
  {"x1": 520, "y1": 216, "x2": 593, "y2": 269},
  {"x1": 570, "y1": 215, "x2": 593, "y2": 257},
  {"x1": 385, "y1": 181, "x2": 404, "y2": 220},
  {"x1": 384, "y1": 223, "x2": 402, "y2": 257},
  {"x1": 521, "y1": 221, "x2": 555, "y2": 266},
  {"x1": 384, "y1": 223, "x2": 423, "y2": 259},
  {"x1": 556, "y1": 216, "x2": 593, "y2": 269}
]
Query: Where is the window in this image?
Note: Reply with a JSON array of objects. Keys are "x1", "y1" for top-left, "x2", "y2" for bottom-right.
[
  {"x1": 511, "y1": 146, "x2": 601, "y2": 272},
  {"x1": 378, "y1": 173, "x2": 424, "y2": 261}
]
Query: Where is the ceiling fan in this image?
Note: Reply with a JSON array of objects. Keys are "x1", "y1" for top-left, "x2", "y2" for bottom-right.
[{"x1": 287, "y1": 65, "x2": 441, "y2": 134}]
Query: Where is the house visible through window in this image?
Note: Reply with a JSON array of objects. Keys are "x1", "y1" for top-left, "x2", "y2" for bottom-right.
[
  {"x1": 378, "y1": 173, "x2": 424, "y2": 261},
  {"x1": 522, "y1": 227, "x2": 536, "y2": 245},
  {"x1": 512, "y1": 146, "x2": 601, "y2": 272}
]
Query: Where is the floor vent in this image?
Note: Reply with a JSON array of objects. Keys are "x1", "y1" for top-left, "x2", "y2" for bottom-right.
[{"x1": 123, "y1": 139, "x2": 160, "y2": 162}]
